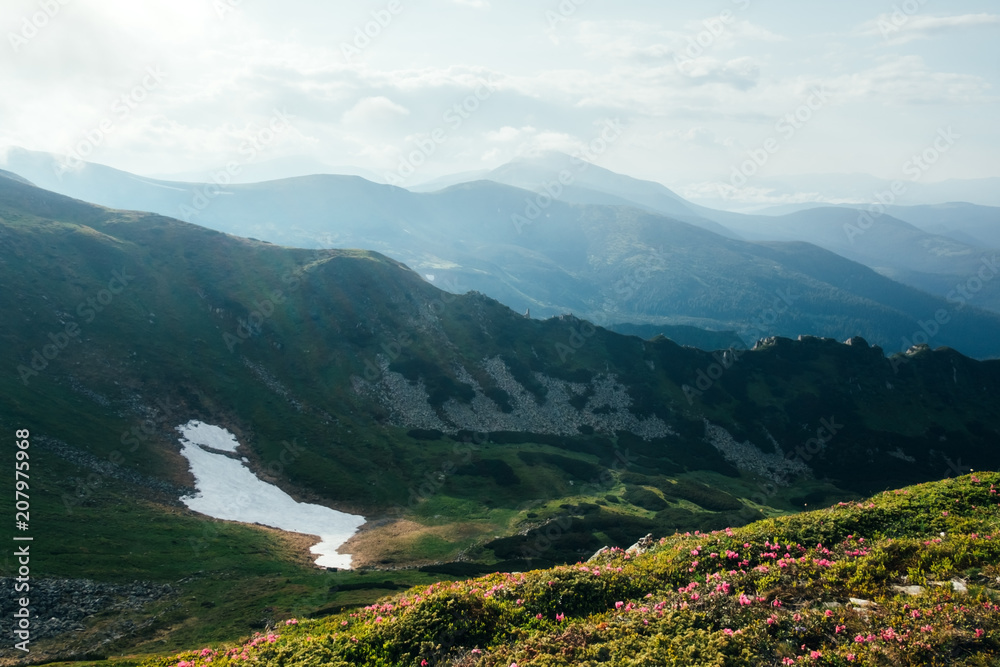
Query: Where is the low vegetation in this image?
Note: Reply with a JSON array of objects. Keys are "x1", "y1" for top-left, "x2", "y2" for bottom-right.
[{"x1": 140, "y1": 473, "x2": 1000, "y2": 666}]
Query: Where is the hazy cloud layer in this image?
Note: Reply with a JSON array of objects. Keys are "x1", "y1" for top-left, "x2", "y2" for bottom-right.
[{"x1": 0, "y1": 0, "x2": 996, "y2": 191}]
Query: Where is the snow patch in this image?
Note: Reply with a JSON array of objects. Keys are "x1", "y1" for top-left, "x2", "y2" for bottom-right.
[
  {"x1": 176, "y1": 421, "x2": 365, "y2": 569},
  {"x1": 176, "y1": 421, "x2": 240, "y2": 453}
]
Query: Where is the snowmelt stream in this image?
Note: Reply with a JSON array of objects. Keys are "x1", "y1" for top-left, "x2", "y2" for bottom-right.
[{"x1": 176, "y1": 420, "x2": 366, "y2": 569}]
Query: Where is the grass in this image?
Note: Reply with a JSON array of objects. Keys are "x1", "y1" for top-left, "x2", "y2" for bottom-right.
[
  {"x1": 134, "y1": 472, "x2": 1000, "y2": 667},
  {"x1": 3, "y1": 179, "x2": 1000, "y2": 663}
]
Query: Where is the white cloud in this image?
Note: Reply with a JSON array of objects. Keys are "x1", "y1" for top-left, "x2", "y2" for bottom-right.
[
  {"x1": 859, "y1": 13, "x2": 1000, "y2": 45},
  {"x1": 1, "y1": 2, "x2": 995, "y2": 188},
  {"x1": 485, "y1": 126, "x2": 531, "y2": 143},
  {"x1": 573, "y1": 18, "x2": 785, "y2": 66},
  {"x1": 728, "y1": 19, "x2": 788, "y2": 44},
  {"x1": 827, "y1": 55, "x2": 990, "y2": 105},
  {"x1": 341, "y1": 96, "x2": 411, "y2": 124}
]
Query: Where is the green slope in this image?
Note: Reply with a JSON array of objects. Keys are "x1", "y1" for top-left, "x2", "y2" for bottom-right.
[
  {"x1": 143, "y1": 473, "x2": 1000, "y2": 666},
  {"x1": 1, "y1": 178, "x2": 999, "y2": 662}
]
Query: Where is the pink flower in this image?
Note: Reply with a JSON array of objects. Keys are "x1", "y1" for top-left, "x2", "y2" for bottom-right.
[
  {"x1": 811, "y1": 651, "x2": 822, "y2": 659},
  {"x1": 615, "y1": 601, "x2": 624, "y2": 609},
  {"x1": 535, "y1": 613, "x2": 543, "y2": 620},
  {"x1": 772, "y1": 599, "x2": 782, "y2": 607},
  {"x1": 976, "y1": 628, "x2": 985, "y2": 638},
  {"x1": 556, "y1": 613, "x2": 565, "y2": 622},
  {"x1": 421, "y1": 661, "x2": 429, "y2": 666}
]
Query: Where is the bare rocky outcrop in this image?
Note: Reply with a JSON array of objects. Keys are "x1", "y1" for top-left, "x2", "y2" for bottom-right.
[
  {"x1": 353, "y1": 356, "x2": 674, "y2": 440},
  {"x1": 0, "y1": 578, "x2": 174, "y2": 664}
]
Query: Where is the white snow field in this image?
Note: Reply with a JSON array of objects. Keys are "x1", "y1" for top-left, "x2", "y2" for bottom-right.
[{"x1": 176, "y1": 420, "x2": 366, "y2": 569}]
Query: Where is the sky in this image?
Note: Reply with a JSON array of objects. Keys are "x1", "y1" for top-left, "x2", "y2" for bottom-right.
[{"x1": 1, "y1": 0, "x2": 997, "y2": 203}]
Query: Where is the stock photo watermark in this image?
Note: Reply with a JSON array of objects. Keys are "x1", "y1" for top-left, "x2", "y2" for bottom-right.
[
  {"x1": 214, "y1": 0, "x2": 247, "y2": 20},
  {"x1": 682, "y1": 287, "x2": 799, "y2": 404},
  {"x1": 674, "y1": 0, "x2": 752, "y2": 75},
  {"x1": 545, "y1": 0, "x2": 587, "y2": 30},
  {"x1": 340, "y1": 0, "x2": 403, "y2": 61},
  {"x1": 8, "y1": 0, "x2": 73, "y2": 52},
  {"x1": 728, "y1": 86, "x2": 832, "y2": 191},
  {"x1": 17, "y1": 268, "x2": 135, "y2": 386},
  {"x1": 13, "y1": 429, "x2": 32, "y2": 653},
  {"x1": 177, "y1": 108, "x2": 294, "y2": 221},
  {"x1": 876, "y1": 0, "x2": 931, "y2": 40},
  {"x1": 891, "y1": 255, "x2": 998, "y2": 372},
  {"x1": 844, "y1": 126, "x2": 960, "y2": 244},
  {"x1": 511, "y1": 118, "x2": 625, "y2": 234},
  {"x1": 221, "y1": 251, "x2": 325, "y2": 353},
  {"x1": 749, "y1": 417, "x2": 842, "y2": 507},
  {"x1": 382, "y1": 78, "x2": 499, "y2": 186},
  {"x1": 360, "y1": 276, "x2": 465, "y2": 383},
  {"x1": 54, "y1": 66, "x2": 166, "y2": 179}
]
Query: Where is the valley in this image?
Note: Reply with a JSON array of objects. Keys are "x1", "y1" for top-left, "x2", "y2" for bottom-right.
[{"x1": 0, "y1": 171, "x2": 998, "y2": 663}]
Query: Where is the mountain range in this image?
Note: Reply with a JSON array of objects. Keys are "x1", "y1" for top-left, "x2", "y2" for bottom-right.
[
  {"x1": 3, "y1": 147, "x2": 1000, "y2": 360},
  {"x1": 2, "y1": 156, "x2": 1000, "y2": 660}
]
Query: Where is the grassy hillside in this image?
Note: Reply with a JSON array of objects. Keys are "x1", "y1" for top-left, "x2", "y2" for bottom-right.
[
  {"x1": 1, "y1": 177, "x2": 999, "y2": 662},
  {"x1": 140, "y1": 473, "x2": 1000, "y2": 666}
]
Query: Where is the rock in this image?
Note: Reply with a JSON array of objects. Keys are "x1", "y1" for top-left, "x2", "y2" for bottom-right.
[
  {"x1": 849, "y1": 597, "x2": 874, "y2": 607},
  {"x1": 892, "y1": 585, "x2": 926, "y2": 596},
  {"x1": 626, "y1": 534, "x2": 655, "y2": 555},
  {"x1": 0, "y1": 577, "x2": 174, "y2": 643},
  {"x1": 930, "y1": 579, "x2": 968, "y2": 594},
  {"x1": 951, "y1": 579, "x2": 969, "y2": 594},
  {"x1": 587, "y1": 546, "x2": 611, "y2": 562}
]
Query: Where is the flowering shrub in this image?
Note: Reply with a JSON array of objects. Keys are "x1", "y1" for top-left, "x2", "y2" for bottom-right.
[{"x1": 142, "y1": 473, "x2": 1000, "y2": 666}]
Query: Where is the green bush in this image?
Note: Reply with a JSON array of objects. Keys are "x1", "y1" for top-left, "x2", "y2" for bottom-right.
[{"x1": 143, "y1": 473, "x2": 1000, "y2": 667}]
